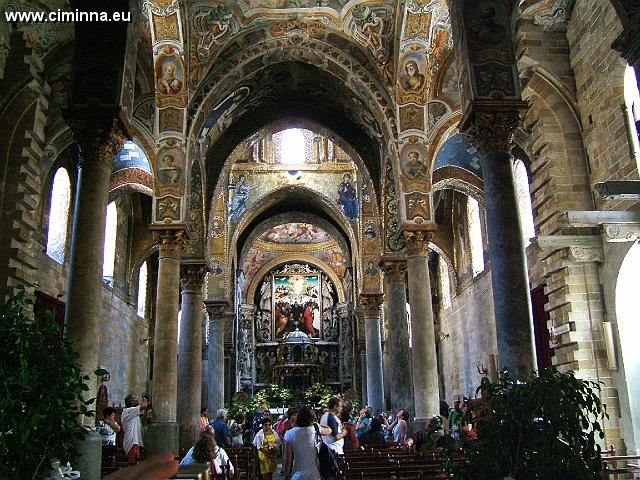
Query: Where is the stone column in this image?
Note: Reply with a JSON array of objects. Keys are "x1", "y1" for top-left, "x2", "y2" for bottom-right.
[
  {"x1": 338, "y1": 303, "x2": 354, "y2": 389},
  {"x1": 177, "y1": 263, "x2": 206, "y2": 452},
  {"x1": 380, "y1": 259, "x2": 414, "y2": 415},
  {"x1": 146, "y1": 227, "x2": 186, "y2": 456},
  {"x1": 463, "y1": 109, "x2": 535, "y2": 378},
  {"x1": 63, "y1": 116, "x2": 122, "y2": 480},
  {"x1": 403, "y1": 229, "x2": 440, "y2": 419},
  {"x1": 65, "y1": 118, "x2": 119, "y2": 416},
  {"x1": 359, "y1": 293, "x2": 385, "y2": 414},
  {"x1": 205, "y1": 301, "x2": 229, "y2": 411}
]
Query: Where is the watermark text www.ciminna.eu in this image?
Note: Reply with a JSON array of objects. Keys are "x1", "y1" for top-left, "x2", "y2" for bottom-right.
[{"x1": 4, "y1": 9, "x2": 131, "y2": 23}]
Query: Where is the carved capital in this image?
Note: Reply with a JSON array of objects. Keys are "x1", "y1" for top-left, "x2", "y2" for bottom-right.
[
  {"x1": 204, "y1": 300, "x2": 230, "y2": 319},
  {"x1": 380, "y1": 257, "x2": 407, "y2": 283},
  {"x1": 152, "y1": 226, "x2": 187, "y2": 259},
  {"x1": 460, "y1": 102, "x2": 527, "y2": 154},
  {"x1": 240, "y1": 304, "x2": 256, "y2": 318},
  {"x1": 180, "y1": 263, "x2": 206, "y2": 292},
  {"x1": 64, "y1": 104, "x2": 126, "y2": 168},
  {"x1": 359, "y1": 293, "x2": 384, "y2": 318},
  {"x1": 337, "y1": 302, "x2": 351, "y2": 319},
  {"x1": 402, "y1": 229, "x2": 434, "y2": 258}
]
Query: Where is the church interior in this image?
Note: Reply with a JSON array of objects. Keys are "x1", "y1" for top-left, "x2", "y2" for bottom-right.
[{"x1": 1, "y1": 0, "x2": 640, "y2": 476}]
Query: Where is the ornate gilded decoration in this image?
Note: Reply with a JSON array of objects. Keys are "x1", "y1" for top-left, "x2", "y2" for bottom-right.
[
  {"x1": 460, "y1": 105, "x2": 526, "y2": 155},
  {"x1": 153, "y1": 227, "x2": 187, "y2": 258},
  {"x1": 359, "y1": 293, "x2": 384, "y2": 317},
  {"x1": 380, "y1": 258, "x2": 407, "y2": 283},
  {"x1": 402, "y1": 229, "x2": 433, "y2": 257},
  {"x1": 180, "y1": 263, "x2": 207, "y2": 291},
  {"x1": 184, "y1": 160, "x2": 205, "y2": 258},
  {"x1": 155, "y1": 46, "x2": 187, "y2": 108},
  {"x1": 405, "y1": 191, "x2": 432, "y2": 222}
]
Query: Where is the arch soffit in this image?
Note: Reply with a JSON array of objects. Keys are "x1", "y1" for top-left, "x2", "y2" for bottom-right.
[
  {"x1": 246, "y1": 253, "x2": 346, "y2": 305},
  {"x1": 188, "y1": 37, "x2": 397, "y2": 160},
  {"x1": 227, "y1": 184, "x2": 360, "y2": 265},
  {"x1": 522, "y1": 65, "x2": 582, "y2": 127},
  {"x1": 427, "y1": 240, "x2": 457, "y2": 294},
  {"x1": 240, "y1": 211, "x2": 352, "y2": 266}
]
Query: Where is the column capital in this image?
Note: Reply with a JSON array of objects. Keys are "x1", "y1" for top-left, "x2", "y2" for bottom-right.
[
  {"x1": 401, "y1": 226, "x2": 436, "y2": 258},
  {"x1": 64, "y1": 104, "x2": 126, "y2": 168},
  {"x1": 337, "y1": 302, "x2": 351, "y2": 318},
  {"x1": 152, "y1": 226, "x2": 188, "y2": 259},
  {"x1": 204, "y1": 300, "x2": 230, "y2": 318},
  {"x1": 239, "y1": 304, "x2": 256, "y2": 317},
  {"x1": 459, "y1": 101, "x2": 528, "y2": 155},
  {"x1": 180, "y1": 262, "x2": 206, "y2": 292},
  {"x1": 359, "y1": 293, "x2": 384, "y2": 318},
  {"x1": 380, "y1": 257, "x2": 407, "y2": 283}
]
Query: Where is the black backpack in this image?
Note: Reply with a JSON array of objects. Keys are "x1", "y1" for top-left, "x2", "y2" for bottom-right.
[{"x1": 314, "y1": 423, "x2": 341, "y2": 480}]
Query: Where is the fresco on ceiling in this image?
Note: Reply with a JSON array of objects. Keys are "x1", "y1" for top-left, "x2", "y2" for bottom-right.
[
  {"x1": 227, "y1": 166, "x2": 358, "y2": 224},
  {"x1": 337, "y1": 173, "x2": 359, "y2": 220},
  {"x1": 433, "y1": 133, "x2": 483, "y2": 179},
  {"x1": 438, "y1": 57, "x2": 460, "y2": 107},
  {"x1": 237, "y1": 0, "x2": 348, "y2": 11},
  {"x1": 259, "y1": 223, "x2": 332, "y2": 244}
]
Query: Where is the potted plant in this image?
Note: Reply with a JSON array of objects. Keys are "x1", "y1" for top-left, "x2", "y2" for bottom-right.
[
  {"x1": 303, "y1": 383, "x2": 335, "y2": 409},
  {"x1": 0, "y1": 285, "x2": 94, "y2": 479},
  {"x1": 447, "y1": 369, "x2": 608, "y2": 480}
]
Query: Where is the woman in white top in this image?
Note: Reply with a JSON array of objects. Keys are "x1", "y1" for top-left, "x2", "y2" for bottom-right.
[
  {"x1": 283, "y1": 406, "x2": 331, "y2": 480},
  {"x1": 388, "y1": 409, "x2": 409, "y2": 443}
]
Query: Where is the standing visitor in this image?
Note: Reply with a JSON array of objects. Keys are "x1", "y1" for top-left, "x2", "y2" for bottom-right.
[
  {"x1": 320, "y1": 397, "x2": 347, "y2": 455},
  {"x1": 198, "y1": 407, "x2": 209, "y2": 433},
  {"x1": 253, "y1": 417, "x2": 281, "y2": 480},
  {"x1": 211, "y1": 408, "x2": 232, "y2": 447},
  {"x1": 283, "y1": 405, "x2": 331, "y2": 480},
  {"x1": 121, "y1": 394, "x2": 149, "y2": 465}
]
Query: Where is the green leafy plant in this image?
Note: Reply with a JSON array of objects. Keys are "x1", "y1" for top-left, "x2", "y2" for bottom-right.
[
  {"x1": 303, "y1": 383, "x2": 336, "y2": 409},
  {"x1": 250, "y1": 384, "x2": 293, "y2": 410},
  {"x1": 0, "y1": 285, "x2": 94, "y2": 479},
  {"x1": 448, "y1": 369, "x2": 608, "y2": 480}
]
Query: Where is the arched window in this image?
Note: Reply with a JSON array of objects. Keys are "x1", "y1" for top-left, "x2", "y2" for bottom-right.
[
  {"x1": 137, "y1": 261, "x2": 148, "y2": 317},
  {"x1": 45, "y1": 168, "x2": 72, "y2": 263},
  {"x1": 514, "y1": 159, "x2": 536, "y2": 246},
  {"x1": 102, "y1": 202, "x2": 118, "y2": 284},
  {"x1": 279, "y1": 128, "x2": 307, "y2": 164},
  {"x1": 467, "y1": 197, "x2": 485, "y2": 276},
  {"x1": 438, "y1": 255, "x2": 452, "y2": 309},
  {"x1": 624, "y1": 64, "x2": 640, "y2": 172}
]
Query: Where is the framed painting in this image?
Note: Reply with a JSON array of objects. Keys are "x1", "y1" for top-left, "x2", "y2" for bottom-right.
[{"x1": 272, "y1": 273, "x2": 320, "y2": 339}]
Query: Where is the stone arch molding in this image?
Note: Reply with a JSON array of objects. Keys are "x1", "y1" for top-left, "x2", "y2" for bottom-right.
[
  {"x1": 246, "y1": 254, "x2": 346, "y2": 305},
  {"x1": 188, "y1": 34, "x2": 398, "y2": 165},
  {"x1": 240, "y1": 212, "x2": 352, "y2": 266}
]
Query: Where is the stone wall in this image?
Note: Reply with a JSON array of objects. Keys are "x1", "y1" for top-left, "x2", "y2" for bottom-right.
[{"x1": 437, "y1": 269, "x2": 496, "y2": 404}]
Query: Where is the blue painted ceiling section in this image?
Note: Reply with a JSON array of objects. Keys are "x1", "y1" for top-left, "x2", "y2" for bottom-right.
[
  {"x1": 433, "y1": 133, "x2": 483, "y2": 179},
  {"x1": 112, "y1": 141, "x2": 152, "y2": 174}
]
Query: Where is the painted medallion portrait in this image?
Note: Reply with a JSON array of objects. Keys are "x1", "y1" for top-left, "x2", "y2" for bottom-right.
[
  {"x1": 156, "y1": 55, "x2": 184, "y2": 95},
  {"x1": 401, "y1": 143, "x2": 429, "y2": 179},
  {"x1": 399, "y1": 53, "x2": 426, "y2": 93}
]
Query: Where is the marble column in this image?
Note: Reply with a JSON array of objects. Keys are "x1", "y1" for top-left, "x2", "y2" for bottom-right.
[
  {"x1": 402, "y1": 229, "x2": 440, "y2": 420},
  {"x1": 177, "y1": 263, "x2": 206, "y2": 452},
  {"x1": 359, "y1": 293, "x2": 385, "y2": 414},
  {"x1": 63, "y1": 116, "x2": 121, "y2": 480},
  {"x1": 205, "y1": 301, "x2": 229, "y2": 411},
  {"x1": 380, "y1": 259, "x2": 414, "y2": 415},
  {"x1": 223, "y1": 310, "x2": 236, "y2": 405},
  {"x1": 64, "y1": 123, "x2": 118, "y2": 414},
  {"x1": 146, "y1": 227, "x2": 186, "y2": 456},
  {"x1": 464, "y1": 109, "x2": 535, "y2": 379}
]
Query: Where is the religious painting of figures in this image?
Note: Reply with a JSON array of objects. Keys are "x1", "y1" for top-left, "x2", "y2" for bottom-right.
[
  {"x1": 273, "y1": 274, "x2": 320, "y2": 338},
  {"x1": 337, "y1": 173, "x2": 359, "y2": 220}
]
